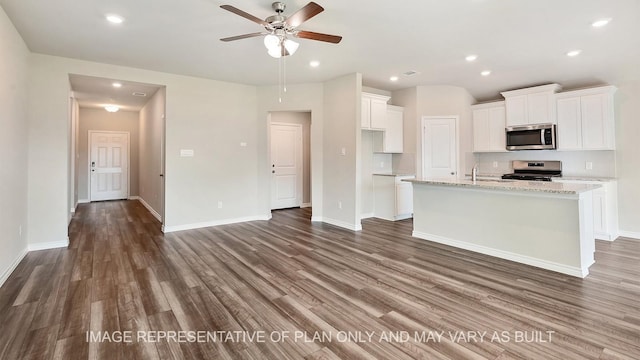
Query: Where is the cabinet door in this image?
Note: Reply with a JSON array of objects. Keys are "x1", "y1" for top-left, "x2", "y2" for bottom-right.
[
  {"x1": 593, "y1": 189, "x2": 607, "y2": 236},
  {"x1": 384, "y1": 109, "x2": 403, "y2": 153},
  {"x1": 370, "y1": 99, "x2": 388, "y2": 129},
  {"x1": 581, "y1": 93, "x2": 614, "y2": 150},
  {"x1": 395, "y1": 182, "x2": 413, "y2": 216},
  {"x1": 528, "y1": 92, "x2": 553, "y2": 124},
  {"x1": 472, "y1": 109, "x2": 490, "y2": 152},
  {"x1": 361, "y1": 97, "x2": 371, "y2": 129},
  {"x1": 505, "y1": 95, "x2": 527, "y2": 126},
  {"x1": 488, "y1": 107, "x2": 506, "y2": 151},
  {"x1": 556, "y1": 97, "x2": 582, "y2": 150}
]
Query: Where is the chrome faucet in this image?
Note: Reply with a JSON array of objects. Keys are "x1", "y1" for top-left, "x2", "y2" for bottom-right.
[{"x1": 472, "y1": 163, "x2": 478, "y2": 182}]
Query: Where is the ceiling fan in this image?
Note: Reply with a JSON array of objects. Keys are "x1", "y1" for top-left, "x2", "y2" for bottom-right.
[{"x1": 220, "y1": 2, "x2": 342, "y2": 58}]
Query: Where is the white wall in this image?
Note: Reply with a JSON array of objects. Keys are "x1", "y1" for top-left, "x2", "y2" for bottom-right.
[
  {"x1": 391, "y1": 87, "x2": 418, "y2": 175},
  {"x1": 323, "y1": 73, "x2": 362, "y2": 230},
  {"x1": 0, "y1": 7, "x2": 30, "y2": 285},
  {"x1": 26, "y1": 53, "x2": 261, "y2": 243},
  {"x1": 257, "y1": 83, "x2": 324, "y2": 220},
  {"x1": 77, "y1": 108, "x2": 140, "y2": 200},
  {"x1": 139, "y1": 88, "x2": 165, "y2": 219},
  {"x1": 270, "y1": 111, "x2": 311, "y2": 205},
  {"x1": 615, "y1": 80, "x2": 640, "y2": 235}
]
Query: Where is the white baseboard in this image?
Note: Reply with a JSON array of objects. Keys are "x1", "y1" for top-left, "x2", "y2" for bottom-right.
[
  {"x1": 27, "y1": 237, "x2": 69, "y2": 252},
  {"x1": 301, "y1": 203, "x2": 312, "y2": 208},
  {"x1": 77, "y1": 199, "x2": 90, "y2": 204},
  {"x1": 412, "y1": 231, "x2": 589, "y2": 278},
  {"x1": 311, "y1": 216, "x2": 323, "y2": 222},
  {"x1": 618, "y1": 230, "x2": 640, "y2": 240},
  {"x1": 321, "y1": 217, "x2": 362, "y2": 232},
  {"x1": 162, "y1": 215, "x2": 271, "y2": 233},
  {"x1": 70, "y1": 207, "x2": 75, "y2": 214},
  {"x1": 135, "y1": 197, "x2": 162, "y2": 222},
  {"x1": 360, "y1": 213, "x2": 374, "y2": 219},
  {"x1": 0, "y1": 247, "x2": 28, "y2": 288}
]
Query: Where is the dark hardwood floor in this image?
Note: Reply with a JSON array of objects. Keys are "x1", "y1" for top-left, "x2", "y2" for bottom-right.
[{"x1": 1, "y1": 200, "x2": 639, "y2": 359}]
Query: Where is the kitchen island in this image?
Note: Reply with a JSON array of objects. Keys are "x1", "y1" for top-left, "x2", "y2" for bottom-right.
[{"x1": 404, "y1": 178, "x2": 601, "y2": 277}]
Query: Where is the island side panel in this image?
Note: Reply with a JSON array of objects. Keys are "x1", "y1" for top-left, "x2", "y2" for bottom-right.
[{"x1": 411, "y1": 184, "x2": 592, "y2": 277}]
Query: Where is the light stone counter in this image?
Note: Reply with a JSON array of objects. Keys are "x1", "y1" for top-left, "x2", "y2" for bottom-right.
[{"x1": 405, "y1": 178, "x2": 600, "y2": 195}]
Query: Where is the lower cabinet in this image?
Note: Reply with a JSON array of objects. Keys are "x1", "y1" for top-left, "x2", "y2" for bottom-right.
[
  {"x1": 553, "y1": 179, "x2": 618, "y2": 241},
  {"x1": 373, "y1": 175, "x2": 414, "y2": 221}
]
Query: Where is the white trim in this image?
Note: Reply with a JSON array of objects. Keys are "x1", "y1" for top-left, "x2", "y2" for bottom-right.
[
  {"x1": 136, "y1": 197, "x2": 162, "y2": 222},
  {"x1": 0, "y1": 247, "x2": 28, "y2": 288},
  {"x1": 162, "y1": 215, "x2": 271, "y2": 233},
  {"x1": 27, "y1": 238, "x2": 69, "y2": 252},
  {"x1": 321, "y1": 217, "x2": 363, "y2": 232},
  {"x1": 360, "y1": 213, "x2": 374, "y2": 219},
  {"x1": 618, "y1": 230, "x2": 640, "y2": 240},
  {"x1": 88, "y1": 130, "x2": 131, "y2": 201},
  {"x1": 77, "y1": 199, "x2": 90, "y2": 204},
  {"x1": 70, "y1": 207, "x2": 75, "y2": 213},
  {"x1": 412, "y1": 231, "x2": 590, "y2": 278},
  {"x1": 311, "y1": 216, "x2": 323, "y2": 222},
  {"x1": 301, "y1": 203, "x2": 312, "y2": 208}
]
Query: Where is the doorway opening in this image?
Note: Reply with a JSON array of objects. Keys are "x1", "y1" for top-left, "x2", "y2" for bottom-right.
[
  {"x1": 269, "y1": 111, "x2": 312, "y2": 211},
  {"x1": 68, "y1": 74, "x2": 166, "y2": 227}
]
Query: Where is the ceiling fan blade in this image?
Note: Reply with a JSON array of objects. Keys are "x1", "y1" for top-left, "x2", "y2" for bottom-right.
[
  {"x1": 285, "y1": 2, "x2": 324, "y2": 28},
  {"x1": 220, "y1": 32, "x2": 264, "y2": 42},
  {"x1": 295, "y1": 30, "x2": 342, "y2": 44},
  {"x1": 220, "y1": 5, "x2": 268, "y2": 26}
]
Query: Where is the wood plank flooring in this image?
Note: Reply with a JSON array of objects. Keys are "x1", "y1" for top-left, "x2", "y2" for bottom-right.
[{"x1": 1, "y1": 200, "x2": 639, "y2": 359}]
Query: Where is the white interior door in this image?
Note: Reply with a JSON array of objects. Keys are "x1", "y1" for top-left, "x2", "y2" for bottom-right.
[
  {"x1": 271, "y1": 123, "x2": 302, "y2": 210},
  {"x1": 90, "y1": 131, "x2": 129, "y2": 201},
  {"x1": 422, "y1": 116, "x2": 458, "y2": 179}
]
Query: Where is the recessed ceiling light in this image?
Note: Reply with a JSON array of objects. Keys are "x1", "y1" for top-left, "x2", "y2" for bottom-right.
[
  {"x1": 592, "y1": 18, "x2": 611, "y2": 27},
  {"x1": 106, "y1": 14, "x2": 124, "y2": 24},
  {"x1": 104, "y1": 105, "x2": 120, "y2": 112},
  {"x1": 390, "y1": 76, "x2": 399, "y2": 82},
  {"x1": 465, "y1": 55, "x2": 478, "y2": 62},
  {"x1": 481, "y1": 70, "x2": 491, "y2": 76},
  {"x1": 112, "y1": 82, "x2": 122, "y2": 88},
  {"x1": 309, "y1": 61, "x2": 320, "y2": 67},
  {"x1": 567, "y1": 50, "x2": 582, "y2": 57}
]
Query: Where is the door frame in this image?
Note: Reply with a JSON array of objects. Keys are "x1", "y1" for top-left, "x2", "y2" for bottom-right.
[
  {"x1": 421, "y1": 115, "x2": 460, "y2": 179},
  {"x1": 269, "y1": 120, "x2": 304, "y2": 210},
  {"x1": 88, "y1": 130, "x2": 131, "y2": 201}
]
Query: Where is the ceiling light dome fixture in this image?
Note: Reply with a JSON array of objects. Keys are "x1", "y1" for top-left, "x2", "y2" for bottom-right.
[{"x1": 104, "y1": 105, "x2": 120, "y2": 112}]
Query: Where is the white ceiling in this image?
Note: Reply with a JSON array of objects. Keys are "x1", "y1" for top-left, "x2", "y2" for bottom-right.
[
  {"x1": 2, "y1": 0, "x2": 640, "y2": 101},
  {"x1": 69, "y1": 74, "x2": 162, "y2": 111}
]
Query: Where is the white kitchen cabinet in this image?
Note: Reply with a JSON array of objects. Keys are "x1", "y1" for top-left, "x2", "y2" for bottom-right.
[
  {"x1": 472, "y1": 101, "x2": 506, "y2": 152},
  {"x1": 501, "y1": 84, "x2": 562, "y2": 126},
  {"x1": 372, "y1": 105, "x2": 405, "y2": 153},
  {"x1": 361, "y1": 92, "x2": 390, "y2": 130},
  {"x1": 556, "y1": 86, "x2": 616, "y2": 150},
  {"x1": 553, "y1": 178, "x2": 618, "y2": 241},
  {"x1": 373, "y1": 175, "x2": 414, "y2": 221}
]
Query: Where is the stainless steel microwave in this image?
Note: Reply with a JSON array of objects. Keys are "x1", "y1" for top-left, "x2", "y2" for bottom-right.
[{"x1": 505, "y1": 123, "x2": 556, "y2": 151}]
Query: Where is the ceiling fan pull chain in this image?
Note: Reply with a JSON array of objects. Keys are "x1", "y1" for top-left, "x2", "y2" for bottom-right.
[
  {"x1": 283, "y1": 55, "x2": 287, "y2": 93},
  {"x1": 278, "y1": 55, "x2": 282, "y2": 103}
]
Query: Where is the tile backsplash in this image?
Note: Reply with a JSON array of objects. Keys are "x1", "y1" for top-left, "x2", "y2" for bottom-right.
[{"x1": 474, "y1": 150, "x2": 616, "y2": 177}]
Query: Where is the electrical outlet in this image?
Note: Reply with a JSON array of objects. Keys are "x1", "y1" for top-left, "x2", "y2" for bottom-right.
[
  {"x1": 493, "y1": 161, "x2": 498, "y2": 168},
  {"x1": 218, "y1": 201, "x2": 223, "y2": 209},
  {"x1": 340, "y1": 147, "x2": 346, "y2": 156},
  {"x1": 338, "y1": 201, "x2": 342, "y2": 209},
  {"x1": 586, "y1": 161, "x2": 593, "y2": 170}
]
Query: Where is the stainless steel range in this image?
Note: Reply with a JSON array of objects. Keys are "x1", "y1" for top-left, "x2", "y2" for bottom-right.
[{"x1": 501, "y1": 160, "x2": 562, "y2": 182}]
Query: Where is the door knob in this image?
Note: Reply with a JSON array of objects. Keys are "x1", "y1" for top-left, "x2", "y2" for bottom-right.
[
  {"x1": 272, "y1": 170, "x2": 275, "y2": 174},
  {"x1": 451, "y1": 172, "x2": 455, "y2": 175}
]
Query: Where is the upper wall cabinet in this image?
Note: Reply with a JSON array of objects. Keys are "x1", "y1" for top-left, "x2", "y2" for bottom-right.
[
  {"x1": 384, "y1": 105, "x2": 404, "y2": 153},
  {"x1": 472, "y1": 101, "x2": 506, "y2": 152},
  {"x1": 361, "y1": 92, "x2": 390, "y2": 130},
  {"x1": 501, "y1": 84, "x2": 562, "y2": 126},
  {"x1": 556, "y1": 86, "x2": 616, "y2": 151}
]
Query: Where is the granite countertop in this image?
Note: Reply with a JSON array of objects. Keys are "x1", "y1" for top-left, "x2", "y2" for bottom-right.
[
  {"x1": 404, "y1": 178, "x2": 601, "y2": 194},
  {"x1": 464, "y1": 174, "x2": 617, "y2": 182},
  {"x1": 372, "y1": 173, "x2": 416, "y2": 177}
]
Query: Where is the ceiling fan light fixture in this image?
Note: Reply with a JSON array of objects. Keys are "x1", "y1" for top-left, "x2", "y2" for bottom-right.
[
  {"x1": 268, "y1": 46, "x2": 283, "y2": 58},
  {"x1": 264, "y1": 34, "x2": 280, "y2": 50},
  {"x1": 283, "y1": 39, "x2": 299, "y2": 55}
]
